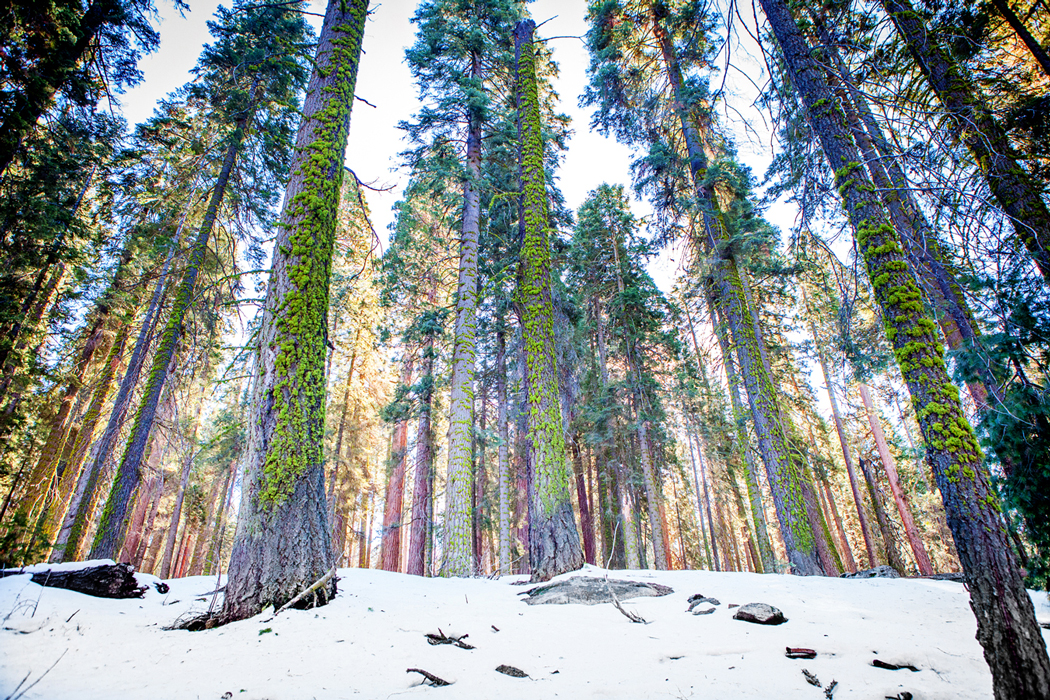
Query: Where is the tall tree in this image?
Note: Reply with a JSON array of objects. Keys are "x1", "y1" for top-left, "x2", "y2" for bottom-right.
[
  {"x1": 756, "y1": 0, "x2": 1050, "y2": 693},
  {"x1": 584, "y1": 0, "x2": 831, "y2": 575},
  {"x1": 513, "y1": 19, "x2": 584, "y2": 582},
  {"x1": 222, "y1": 0, "x2": 368, "y2": 621},
  {"x1": 89, "y1": 0, "x2": 313, "y2": 558}
]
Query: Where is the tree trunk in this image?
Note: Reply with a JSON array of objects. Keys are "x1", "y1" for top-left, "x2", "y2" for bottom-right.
[
  {"x1": 570, "y1": 435, "x2": 596, "y2": 564},
  {"x1": 188, "y1": 464, "x2": 227, "y2": 576},
  {"x1": 380, "y1": 356, "x2": 412, "y2": 573},
  {"x1": 90, "y1": 112, "x2": 252, "y2": 560},
  {"x1": 513, "y1": 20, "x2": 584, "y2": 582},
  {"x1": 692, "y1": 425, "x2": 722, "y2": 571},
  {"x1": 134, "y1": 469, "x2": 166, "y2": 570},
  {"x1": 407, "y1": 332, "x2": 435, "y2": 576},
  {"x1": 52, "y1": 278, "x2": 168, "y2": 562},
  {"x1": 440, "y1": 46, "x2": 485, "y2": 578},
  {"x1": 684, "y1": 418, "x2": 713, "y2": 570},
  {"x1": 859, "y1": 384, "x2": 933, "y2": 575},
  {"x1": 759, "y1": 2, "x2": 1050, "y2": 691},
  {"x1": 691, "y1": 300, "x2": 775, "y2": 572},
  {"x1": 858, "y1": 456, "x2": 908, "y2": 573},
  {"x1": 880, "y1": 0, "x2": 1050, "y2": 283},
  {"x1": 807, "y1": 309, "x2": 878, "y2": 567},
  {"x1": 652, "y1": 7, "x2": 825, "y2": 574},
  {"x1": 496, "y1": 321, "x2": 511, "y2": 574},
  {"x1": 990, "y1": 0, "x2": 1050, "y2": 77},
  {"x1": 40, "y1": 322, "x2": 129, "y2": 554},
  {"x1": 223, "y1": 0, "x2": 367, "y2": 621}
]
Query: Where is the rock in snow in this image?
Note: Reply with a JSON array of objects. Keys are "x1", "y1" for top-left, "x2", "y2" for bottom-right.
[
  {"x1": 519, "y1": 575, "x2": 673, "y2": 605},
  {"x1": 733, "y1": 602, "x2": 788, "y2": 625}
]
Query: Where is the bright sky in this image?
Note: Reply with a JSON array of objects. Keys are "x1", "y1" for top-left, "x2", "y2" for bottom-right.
[{"x1": 120, "y1": 0, "x2": 804, "y2": 293}]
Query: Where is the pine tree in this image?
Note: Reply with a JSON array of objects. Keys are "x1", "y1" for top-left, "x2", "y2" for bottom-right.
[
  {"x1": 89, "y1": 0, "x2": 313, "y2": 559},
  {"x1": 513, "y1": 19, "x2": 584, "y2": 581},
  {"x1": 756, "y1": 0, "x2": 1050, "y2": 692},
  {"x1": 222, "y1": 0, "x2": 369, "y2": 621}
]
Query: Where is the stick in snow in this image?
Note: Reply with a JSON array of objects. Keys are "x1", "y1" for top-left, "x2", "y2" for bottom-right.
[
  {"x1": 407, "y1": 668, "x2": 450, "y2": 686},
  {"x1": 273, "y1": 565, "x2": 337, "y2": 617}
]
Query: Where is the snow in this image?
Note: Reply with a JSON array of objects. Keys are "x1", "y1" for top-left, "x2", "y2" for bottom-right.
[
  {"x1": 2, "y1": 562, "x2": 1049, "y2": 699},
  {"x1": 4, "y1": 559, "x2": 119, "y2": 575}
]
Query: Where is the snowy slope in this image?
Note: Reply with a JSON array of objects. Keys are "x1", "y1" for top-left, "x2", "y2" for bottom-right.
[{"x1": 2, "y1": 563, "x2": 1049, "y2": 699}]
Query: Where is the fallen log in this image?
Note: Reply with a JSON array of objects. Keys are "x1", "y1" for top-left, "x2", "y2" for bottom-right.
[{"x1": 0, "y1": 563, "x2": 147, "y2": 599}]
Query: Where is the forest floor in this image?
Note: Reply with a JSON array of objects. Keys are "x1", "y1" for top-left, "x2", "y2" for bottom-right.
[{"x1": 2, "y1": 562, "x2": 1049, "y2": 699}]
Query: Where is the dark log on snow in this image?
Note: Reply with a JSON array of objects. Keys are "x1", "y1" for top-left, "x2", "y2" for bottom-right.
[{"x1": 0, "y1": 562, "x2": 147, "y2": 598}]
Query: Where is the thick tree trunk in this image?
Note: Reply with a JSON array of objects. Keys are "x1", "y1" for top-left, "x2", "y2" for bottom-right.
[
  {"x1": 222, "y1": 0, "x2": 368, "y2": 621},
  {"x1": 859, "y1": 384, "x2": 933, "y2": 575},
  {"x1": 880, "y1": 0, "x2": 1050, "y2": 283},
  {"x1": 513, "y1": 20, "x2": 584, "y2": 582},
  {"x1": 758, "y1": 1, "x2": 1050, "y2": 689}
]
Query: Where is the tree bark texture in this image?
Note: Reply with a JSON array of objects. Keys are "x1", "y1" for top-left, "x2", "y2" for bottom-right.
[
  {"x1": 513, "y1": 20, "x2": 584, "y2": 582},
  {"x1": 441, "y1": 49, "x2": 484, "y2": 578},
  {"x1": 222, "y1": 0, "x2": 368, "y2": 621},
  {"x1": 760, "y1": 0, "x2": 1050, "y2": 691}
]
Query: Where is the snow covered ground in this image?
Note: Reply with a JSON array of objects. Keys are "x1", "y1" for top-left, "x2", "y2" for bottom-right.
[{"x1": 2, "y1": 562, "x2": 1049, "y2": 699}]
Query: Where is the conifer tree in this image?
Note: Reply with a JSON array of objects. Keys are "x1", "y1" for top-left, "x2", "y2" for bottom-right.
[
  {"x1": 222, "y1": 0, "x2": 369, "y2": 621},
  {"x1": 584, "y1": 0, "x2": 831, "y2": 575},
  {"x1": 402, "y1": 0, "x2": 523, "y2": 577},
  {"x1": 90, "y1": 0, "x2": 313, "y2": 559},
  {"x1": 756, "y1": 0, "x2": 1050, "y2": 692},
  {"x1": 513, "y1": 19, "x2": 584, "y2": 581}
]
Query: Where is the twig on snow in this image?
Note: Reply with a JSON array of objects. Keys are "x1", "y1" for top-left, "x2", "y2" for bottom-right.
[{"x1": 273, "y1": 565, "x2": 337, "y2": 617}]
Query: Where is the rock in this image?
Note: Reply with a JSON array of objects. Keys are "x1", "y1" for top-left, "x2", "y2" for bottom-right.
[
  {"x1": 732, "y1": 602, "x2": 787, "y2": 625},
  {"x1": 520, "y1": 576, "x2": 673, "y2": 606},
  {"x1": 687, "y1": 594, "x2": 720, "y2": 615},
  {"x1": 496, "y1": 665, "x2": 528, "y2": 678},
  {"x1": 840, "y1": 565, "x2": 900, "y2": 579}
]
